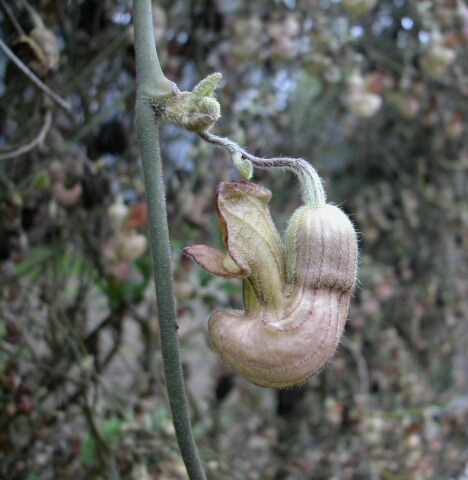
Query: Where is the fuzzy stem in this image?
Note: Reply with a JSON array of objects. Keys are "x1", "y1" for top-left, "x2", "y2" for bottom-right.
[
  {"x1": 133, "y1": 0, "x2": 177, "y2": 100},
  {"x1": 133, "y1": 1, "x2": 206, "y2": 479},
  {"x1": 199, "y1": 131, "x2": 327, "y2": 207}
]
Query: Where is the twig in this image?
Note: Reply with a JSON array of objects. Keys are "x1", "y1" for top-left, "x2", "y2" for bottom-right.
[
  {"x1": 0, "y1": 38, "x2": 71, "y2": 111},
  {"x1": 435, "y1": 155, "x2": 468, "y2": 171},
  {"x1": 19, "y1": 0, "x2": 39, "y2": 23},
  {"x1": 0, "y1": 110, "x2": 52, "y2": 161},
  {"x1": 82, "y1": 399, "x2": 122, "y2": 480},
  {"x1": 341, "y1": 336, "x2": 370, "y2": 394},
  {"x1": 0, "y1": 0, "x2": 25, "y2": 36}
]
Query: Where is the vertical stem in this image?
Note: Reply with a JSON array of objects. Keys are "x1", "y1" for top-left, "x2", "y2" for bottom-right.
[
  {"x1": 133, "y1": 0, "x2": 176, "y2": 98},
  {"x1": 133, "y1": 1, "x2": 206, "y2": 479}
]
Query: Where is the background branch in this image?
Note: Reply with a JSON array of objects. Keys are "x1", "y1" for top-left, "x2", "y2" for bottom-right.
[{"x1": 0, "y1": 38, "x2": 71, "y2": 111}]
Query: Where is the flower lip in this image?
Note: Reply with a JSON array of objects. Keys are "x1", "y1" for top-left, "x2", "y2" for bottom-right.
[{"x1": 214, "y1": 180, "x2": 272, "y2": 245}]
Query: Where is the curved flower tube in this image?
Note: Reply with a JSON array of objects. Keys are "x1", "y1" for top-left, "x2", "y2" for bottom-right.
[{"x1": 183, "y1": 181, "x2": 358, "y2": 388}]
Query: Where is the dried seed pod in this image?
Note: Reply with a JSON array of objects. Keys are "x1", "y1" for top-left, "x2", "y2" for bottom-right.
[
  {"x1": 53, "y1": 181, "x2": 82, "y2": 207},
  {"x1": 30, "y1": 27, "x2": 59, "y2": 72},
  {"x1": 13, "y1": 27, "x2": 59, "y2": 77},
  {"x1": 184, "y1": 181, "x2": 358, "y2": 388},
  {"x1": 420, "y1": 44, "x2": 456, "y2": 79},
  {"x1": 348, "y1": 92, "x2": 382, "y2": 118},
  {"x1": 108, "y1": 200, "x2": 129, "y2": 232},
  {"x1": 114, "y1": 231, "x2": 148, "y2": 262}
]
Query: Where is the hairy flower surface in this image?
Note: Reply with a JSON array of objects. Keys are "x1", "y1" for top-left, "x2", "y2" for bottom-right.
[{"x1": 184, "y1": 181, "x2": 358, "y2": 388}]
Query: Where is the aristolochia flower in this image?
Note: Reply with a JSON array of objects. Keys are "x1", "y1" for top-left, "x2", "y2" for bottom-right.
[{"x1": 183, "y1": 181, "x2": 358, "y2": 388}]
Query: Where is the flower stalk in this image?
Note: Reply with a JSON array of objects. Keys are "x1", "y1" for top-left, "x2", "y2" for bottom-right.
[{"x1": 198, "y1": 130, "x2": 326, "y2": 207}]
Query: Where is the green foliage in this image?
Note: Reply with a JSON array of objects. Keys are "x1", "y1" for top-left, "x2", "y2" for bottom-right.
[{"x1": 79, "y1": 417, "x2": 125, "y2": 467}]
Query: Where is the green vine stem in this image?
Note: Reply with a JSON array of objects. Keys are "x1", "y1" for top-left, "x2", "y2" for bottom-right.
[{"x1": 132, "y1": 1, "x2": 207, "y2": 479}]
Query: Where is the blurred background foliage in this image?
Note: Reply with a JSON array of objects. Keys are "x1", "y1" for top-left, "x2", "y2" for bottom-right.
[{"x1": 1, "y1": 0, "x2": 468, "y2": 479}]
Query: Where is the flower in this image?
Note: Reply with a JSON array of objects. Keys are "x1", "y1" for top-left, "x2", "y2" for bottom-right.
[{"x1": 183, "y1": 181, "x2": 358, "y2": 388}]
